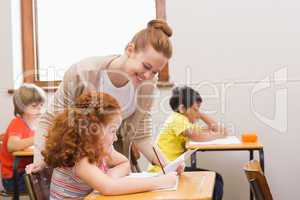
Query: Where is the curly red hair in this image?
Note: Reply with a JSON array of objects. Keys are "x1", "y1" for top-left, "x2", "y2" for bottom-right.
[{"x1": 42, "y1": 92, "x2": 121, "y2": 168}]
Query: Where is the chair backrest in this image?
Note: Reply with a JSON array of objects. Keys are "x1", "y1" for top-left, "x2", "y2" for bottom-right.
[
  {"x1": 244, "y1": 160, "x2": 273, "y2": 200},
  {"x1": 24, "y1": 167, "x2": 53, "y2": 200}
]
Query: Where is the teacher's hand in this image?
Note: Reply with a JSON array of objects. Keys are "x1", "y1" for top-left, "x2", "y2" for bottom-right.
[
  {"x1": 131, "y1": 143, "x2": 141, "y2": 160},
  {"x1": 25, "y1": 161, "x2": 46, "y2": 174}
]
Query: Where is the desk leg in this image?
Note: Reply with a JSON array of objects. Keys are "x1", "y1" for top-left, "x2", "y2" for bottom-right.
[
  {"x1": 249, "y1": 150, "x2": 254, "y2": 200},
  {"x1": 191, "y1": 151, "x2": 197, "y2": 169},
  {"x1": 13, "y1": 157, "x2": 20, "y2": 200},
  {"x1": 259, "y1": 149, "x2": 265, "y2": 173},
  {"x1": 249, "y1": 150, "x2": 254, "y2": 161}
]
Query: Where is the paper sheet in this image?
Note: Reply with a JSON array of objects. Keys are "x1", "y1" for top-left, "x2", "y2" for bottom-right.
[
  {"x1": 125, "y1": 149, "x2": 199, "y2": 192},
  {"x1": 157, "y1": 176, "x2": 179, "y2": 191},
  {"x1": 128, "y1": 172, "x2": 159, "y2": 178},
  {"x1": 189, "y1": 136, "x2": 241, "y2": 145},
  {"x1": 127, "y1": 172, "x2": 179, "y2": 191},
  {"x1": 156, "y1": 149, "x2": 198, "y2": 175}
]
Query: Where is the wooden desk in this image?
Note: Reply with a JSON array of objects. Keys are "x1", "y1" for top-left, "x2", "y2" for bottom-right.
[
  {"x1": 186, "y1": 141, "x2": 264, "y2": 200},
  {"x1": 13, "y1": 147, "x2": 34, "y2": 157},
  {"x1": 12, "y1": 147, "x2": 34, "y2": 200},
  {"x1": 85, "y1": 172, "x2": 215, "y2": 200},
  {"x1": 186, "y1": 141, "x2": 264, "y2": 171}
]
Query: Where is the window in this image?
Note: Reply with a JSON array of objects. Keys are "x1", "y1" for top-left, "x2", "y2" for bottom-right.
[{"x1": 21, "y1": 0, "x2": 170, "y2": 91}]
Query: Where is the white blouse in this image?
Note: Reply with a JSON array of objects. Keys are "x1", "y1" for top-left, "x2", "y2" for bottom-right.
[{"x1": 98, "y1": 70, "x2": 137, "y2": 119}]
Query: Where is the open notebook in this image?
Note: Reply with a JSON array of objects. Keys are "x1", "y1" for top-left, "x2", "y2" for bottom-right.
[
  {"x1": 127, "y1": 172, "x2": 179, "y2": 191},
  {"x1": 126, "y1": 149, "x2": 198, "y2": 191},
  {"x1": 188, "y1": 136, "x2": 241, "y2": 146}
]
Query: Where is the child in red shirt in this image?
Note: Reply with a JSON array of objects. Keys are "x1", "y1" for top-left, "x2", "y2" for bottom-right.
[{"x1": 0, "y1": 84, "x2": 45, "y2": 193}]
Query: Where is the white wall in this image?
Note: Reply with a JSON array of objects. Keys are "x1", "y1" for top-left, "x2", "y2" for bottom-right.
[{"x1": 162, "y1": 0, "x2": 300, "y2": 199}]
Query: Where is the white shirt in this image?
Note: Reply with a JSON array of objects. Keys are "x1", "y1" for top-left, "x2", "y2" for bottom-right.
[{"x1": 98, "y1": 70, "x2": 137, "y2": 119}]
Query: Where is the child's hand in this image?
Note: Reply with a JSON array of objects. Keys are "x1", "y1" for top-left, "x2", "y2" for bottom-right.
[
  {"x1": 222, "y1": 127, "x2": 228, "y2": 136},
  {"x1": 25, "y1": 161, "x2": 46, "y2": 174},
  {"x1": 176, "y1": 162, "x2": 185, "y2": 175},
  {"x1": 216, "y1": 126, "x2": 228, "y2": 137},
  {"x1": 210, "y1": 124, "x2": 228, "y2": 137},
  {"x1": 210, "y1": 124, "x2": 219, "y2": 132}
]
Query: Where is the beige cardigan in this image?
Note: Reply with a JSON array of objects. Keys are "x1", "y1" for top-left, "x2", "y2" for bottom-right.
[{"x1": 34, "y1": 55, "x2": 157, "y2": 163}]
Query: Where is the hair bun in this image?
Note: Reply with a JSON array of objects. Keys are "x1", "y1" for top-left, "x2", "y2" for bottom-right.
[{"x1": 147, "y1": 19, "x2": 172, "y2": 37}]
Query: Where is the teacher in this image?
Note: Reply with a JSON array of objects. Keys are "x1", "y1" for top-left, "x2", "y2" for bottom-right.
[{"x1": 34, "y1": 19, "x2": 173, "y2": 168}]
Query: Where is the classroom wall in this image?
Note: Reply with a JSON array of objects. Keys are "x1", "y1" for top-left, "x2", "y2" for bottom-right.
[{"x1": 156, "y1": 0, "x2": 299, "y2": 199}]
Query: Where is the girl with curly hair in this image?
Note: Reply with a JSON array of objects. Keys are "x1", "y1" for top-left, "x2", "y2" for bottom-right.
[{"x1": 42, "y1": 92, "x2": 176, "y2": 200}]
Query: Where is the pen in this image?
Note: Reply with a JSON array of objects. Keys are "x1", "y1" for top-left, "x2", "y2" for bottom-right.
[{"x1": 152, "y1": 146, "x2": 166, "y2": 174}]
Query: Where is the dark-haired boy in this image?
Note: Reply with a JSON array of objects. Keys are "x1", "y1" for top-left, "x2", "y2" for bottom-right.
[{"x1": 149, "y1": 86, "x2": 227, "y2": 200}]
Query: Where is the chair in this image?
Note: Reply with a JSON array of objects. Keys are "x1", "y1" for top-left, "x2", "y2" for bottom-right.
[
  {"x1": 244, "y1": 160, "x2": 273, "y2": 200},
  {"x1": 24, "y1": 167, "x2": 53, "y2": 200}
]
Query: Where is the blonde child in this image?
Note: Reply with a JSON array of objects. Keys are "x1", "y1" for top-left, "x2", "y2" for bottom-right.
[
  {"x1": 0, "y1": 84, "x2": 45, "y2": 193},
  {"x1": 42, "y1": 92, "x2": 176, "y2": 200},
  {"x1": 150, "y1": 86, "x2": 227, "y2": 200}
]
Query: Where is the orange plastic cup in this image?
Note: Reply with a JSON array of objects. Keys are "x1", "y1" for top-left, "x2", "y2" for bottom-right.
[{"x1": 241, "y1": 132, "x2": 258, "y2": 143}]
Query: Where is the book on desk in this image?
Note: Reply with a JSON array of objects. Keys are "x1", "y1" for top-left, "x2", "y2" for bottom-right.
[{"x1": 189, "y1": 136, "x2": 241, "y2": 146}]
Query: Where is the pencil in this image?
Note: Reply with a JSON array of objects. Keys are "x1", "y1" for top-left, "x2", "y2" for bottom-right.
[{"x1": 152, "y1": 146, "x2": 166, "y2": 174}]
